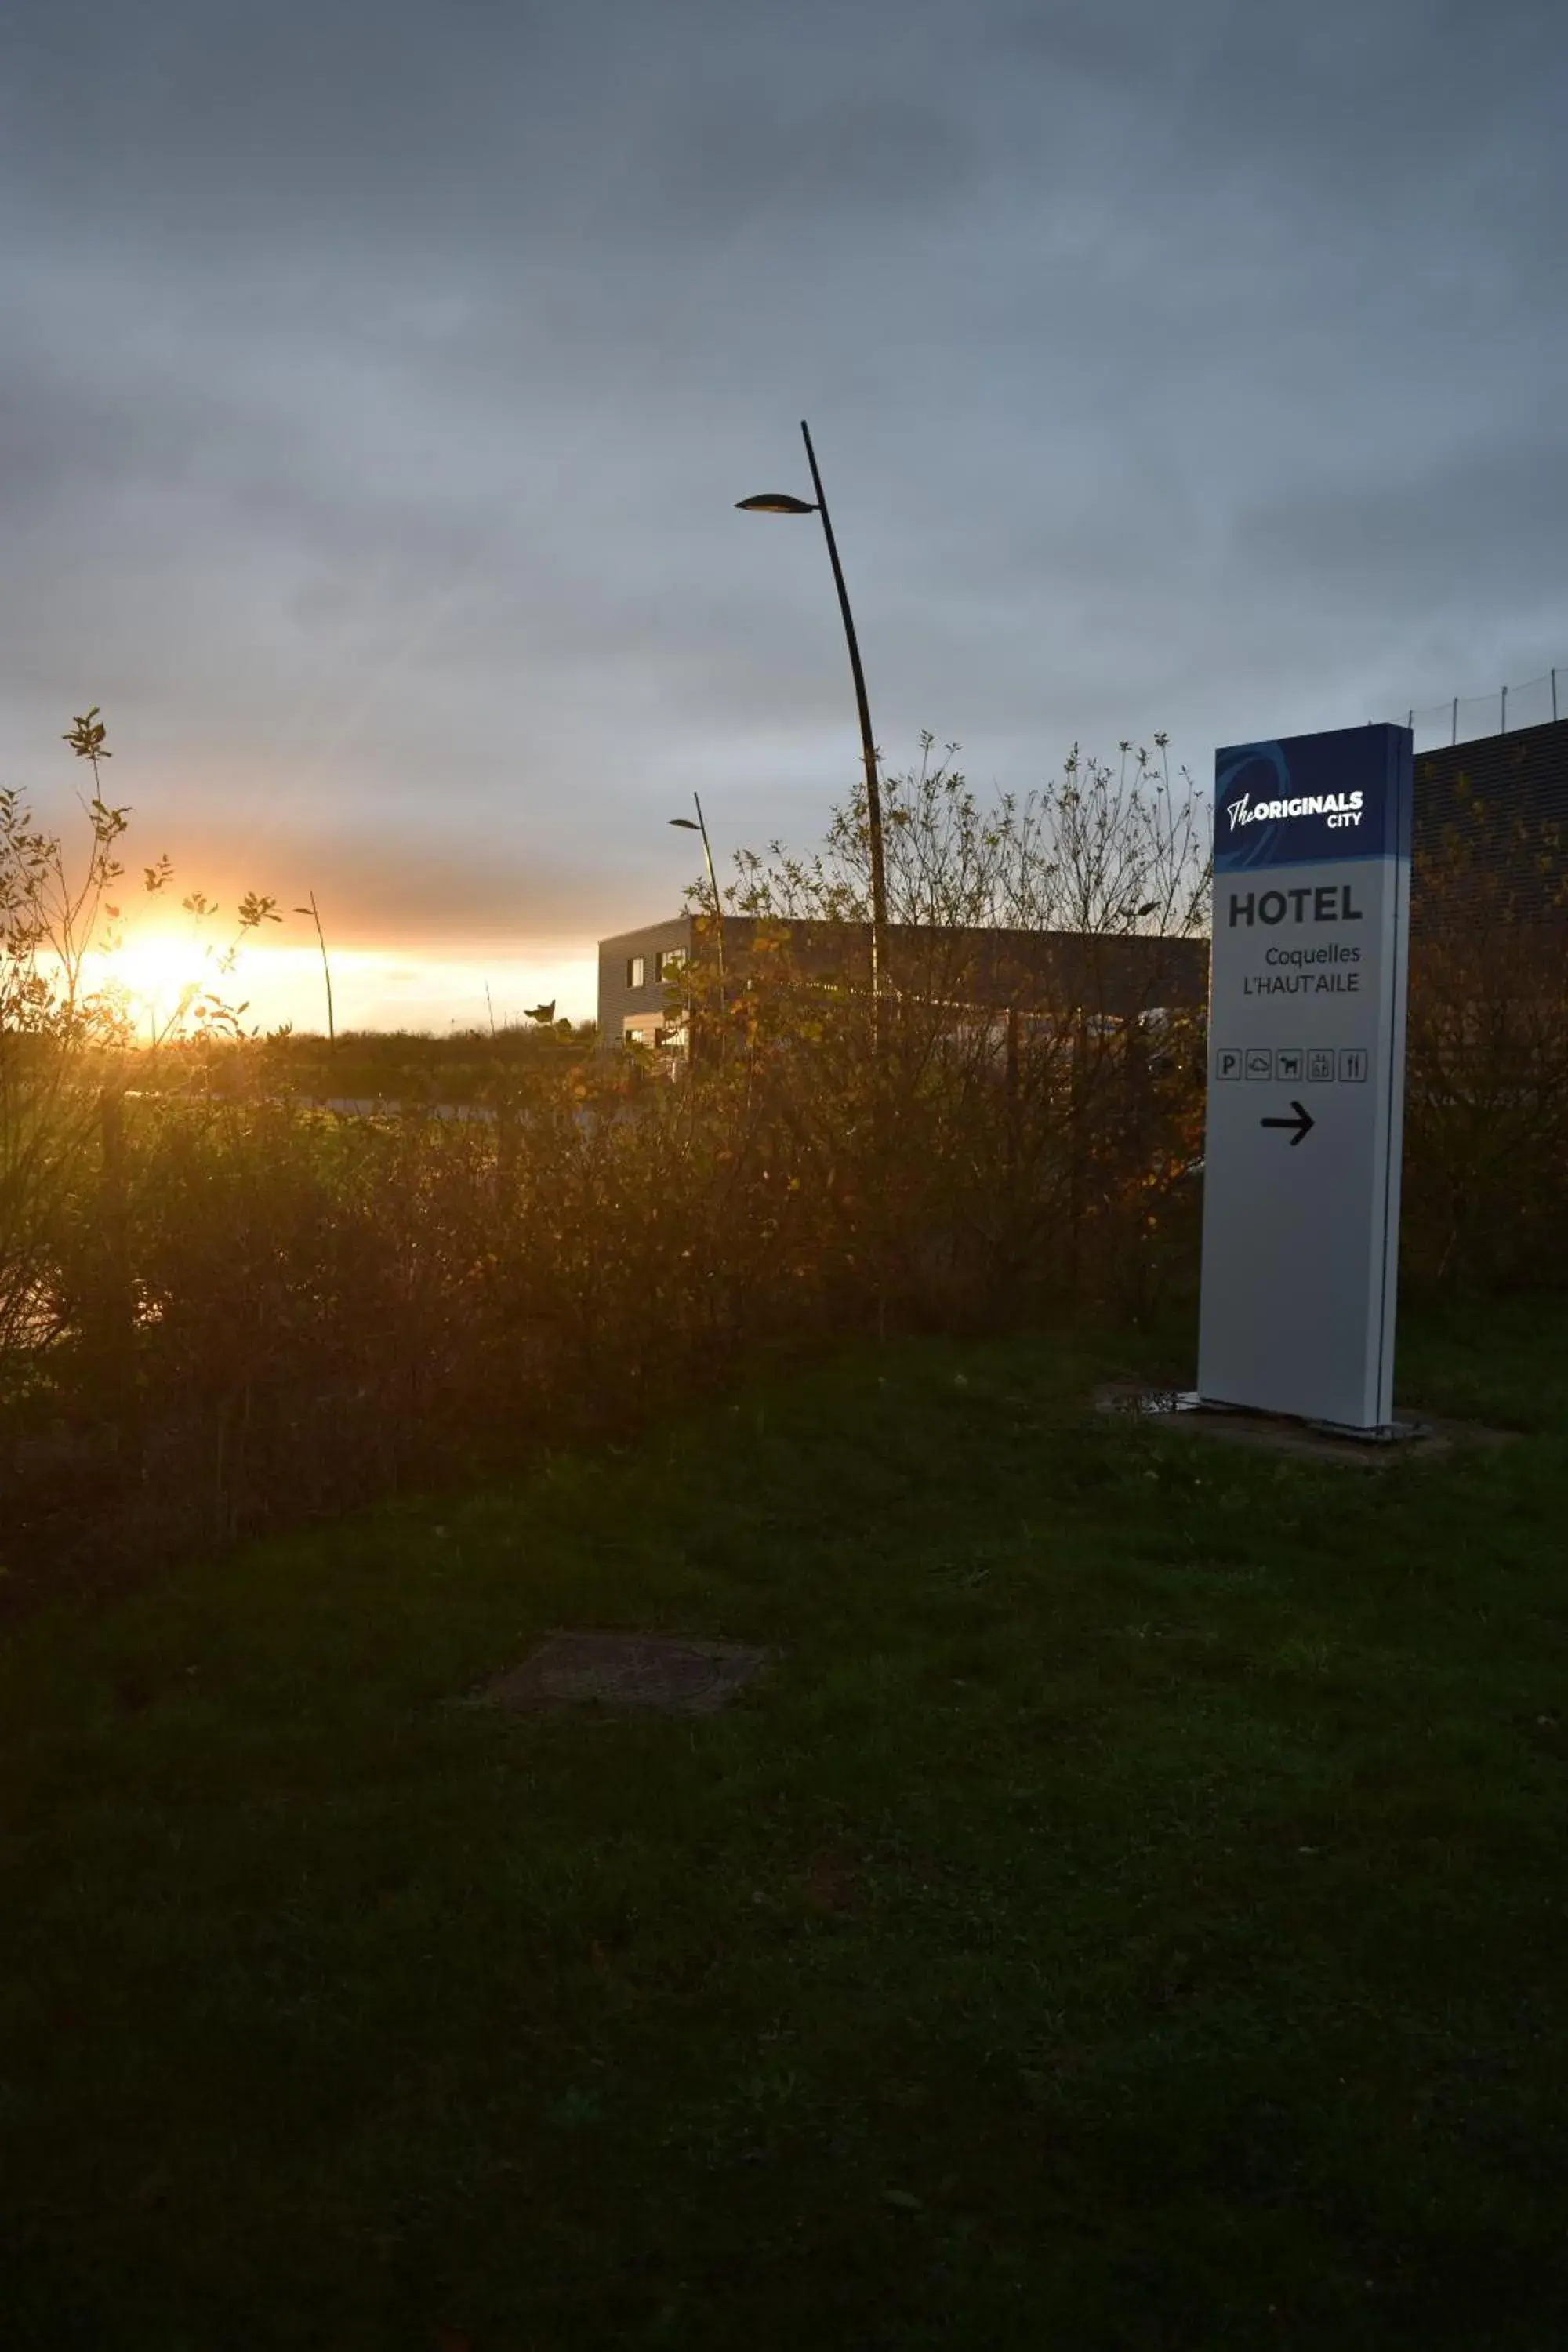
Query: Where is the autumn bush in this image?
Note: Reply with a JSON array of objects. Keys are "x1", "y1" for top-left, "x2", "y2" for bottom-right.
[{"x1": 1, "y1": 724, "x2": 1217, "y2": 1588}]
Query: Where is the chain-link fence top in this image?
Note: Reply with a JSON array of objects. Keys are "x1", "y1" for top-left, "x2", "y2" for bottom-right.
[{"x1": 1384, "y1": 668, "x2": 1564, "y2": 751}]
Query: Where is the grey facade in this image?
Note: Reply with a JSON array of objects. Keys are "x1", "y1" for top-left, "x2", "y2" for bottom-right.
[
  {"x1": 596, "y1": 913, "x2": 1208, "y2": 1051},
  {"x1": 597, "y1": 916, "x2": 695, "y2": 1051}
]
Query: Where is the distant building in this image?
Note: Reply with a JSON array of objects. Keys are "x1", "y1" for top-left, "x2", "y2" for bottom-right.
[
  {"x1": 598, "y1": 916, "x2": 702, "y2": 1054},
  {"x1": 597, "y1": 913, "x2": 1207, "y2": 1057}
]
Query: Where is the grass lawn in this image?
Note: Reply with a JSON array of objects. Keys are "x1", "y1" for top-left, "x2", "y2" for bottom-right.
[{"x1": 2, "y1": 1296, "x2": 1566, "y2": 2350}]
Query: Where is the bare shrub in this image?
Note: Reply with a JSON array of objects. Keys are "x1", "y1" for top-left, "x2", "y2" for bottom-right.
[
  {"x1": 698, "y1": 735, "x2": 1212, "y2": 1327},
  {"x1": 2, "y1": 710, "x2": 277, "y2": 1551}
]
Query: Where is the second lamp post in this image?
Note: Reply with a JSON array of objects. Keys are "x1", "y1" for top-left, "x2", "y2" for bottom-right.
[
  {"x1": 736, "y1": 419, "x2": 888, "y2": 1005},
  {"x1": 668, "y1": 791, "x2": 725, "y2": 981}
]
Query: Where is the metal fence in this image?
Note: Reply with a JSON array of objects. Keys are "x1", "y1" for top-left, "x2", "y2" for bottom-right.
[{"x1": 1381, "y1": 667, "x2": 1564, "y2": 752}]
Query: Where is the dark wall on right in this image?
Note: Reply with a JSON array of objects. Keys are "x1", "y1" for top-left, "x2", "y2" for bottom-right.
[{"x1": 1410, "y1": 717, "x2": 1567, "y2": 929}]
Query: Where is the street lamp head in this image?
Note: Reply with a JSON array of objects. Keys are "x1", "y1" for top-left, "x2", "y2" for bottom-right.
[
  {"x1": 735, "y1": 493, "x2": 818, "y2": 515},
  {"x1": 667, "y1": 818, "x2": 702, "y2": 831}
]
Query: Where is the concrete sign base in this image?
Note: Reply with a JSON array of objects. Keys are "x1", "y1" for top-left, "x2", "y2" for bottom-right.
[{"x1": 1094, "y1": 1383, "x2": 1516, "y2": 1471}]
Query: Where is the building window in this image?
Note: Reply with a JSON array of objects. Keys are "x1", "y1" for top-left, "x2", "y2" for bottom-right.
[
  {"x1": 655, "y1": 949, "x2": 686, "y2": 981},
  {"x1": 626, "y1": 956, "x2": 645, "y2": 988}
]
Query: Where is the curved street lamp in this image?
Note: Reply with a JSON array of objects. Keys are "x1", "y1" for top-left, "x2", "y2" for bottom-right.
[
  {"x1": 667, "y1": 791, "x2": 724, "y2": 981},
  {"x1": 737, "y1": 419, "x2": 887, "y2": 1005}
]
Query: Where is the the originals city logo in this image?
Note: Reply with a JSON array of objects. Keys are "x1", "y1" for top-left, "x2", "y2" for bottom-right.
[{"x1": 1225, "y1": 789, "x2": 1363, "y2": 833}]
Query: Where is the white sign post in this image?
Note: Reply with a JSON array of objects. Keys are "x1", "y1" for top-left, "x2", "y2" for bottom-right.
[{"x1": 1196, "y1": 722, "x2": 1413, "y2": 1432}]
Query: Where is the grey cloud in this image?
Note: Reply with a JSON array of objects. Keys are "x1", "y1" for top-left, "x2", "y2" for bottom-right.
[
  {"x1": 1002, "y1": 0, "x2": 1566, "y2": 215},
  {"x1": 1230, "y1": 428, "x2": 1568, "y2": 611},
  {"x1": 3, "y1": 0, "x2": 986, "y2": 270},
  {"x1": 2, "y1": 0, "x2": 1565, "y2": 1018}
]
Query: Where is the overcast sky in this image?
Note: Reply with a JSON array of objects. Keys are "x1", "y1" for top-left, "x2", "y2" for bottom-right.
[{"x1": 4, "y1": 0, "x2": 1565, "y2": 1026}]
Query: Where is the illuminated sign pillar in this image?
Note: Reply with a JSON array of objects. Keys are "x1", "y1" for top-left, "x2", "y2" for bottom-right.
[{"x1": 1196, "y1": 723, "x2": 1413, "y2": 1432}]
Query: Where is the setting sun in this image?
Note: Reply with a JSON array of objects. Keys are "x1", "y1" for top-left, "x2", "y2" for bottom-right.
[
  {"x1": 74, "y1": 930, "x2": 596, "y2": 1040},
  {"x1": 82, "y1": 923, "x2": 232, "y2": 1032},
  {"x1": 114, "y1": 931, "x2": 215, "y2": 998}
]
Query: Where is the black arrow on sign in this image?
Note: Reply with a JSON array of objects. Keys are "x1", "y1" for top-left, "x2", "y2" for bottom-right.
[{"x1": 1261, "y1": 1100, "x2": 1315, "y2": 1146}]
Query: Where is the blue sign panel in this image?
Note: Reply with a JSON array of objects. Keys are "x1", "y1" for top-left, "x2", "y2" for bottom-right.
[{"x1": 1214, "y1": 723, "x2": 1411, "y2": 873}]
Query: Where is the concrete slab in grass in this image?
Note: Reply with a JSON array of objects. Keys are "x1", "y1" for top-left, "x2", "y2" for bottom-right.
[
  {"x1": 1094, "y1": 1383, "x2": 1520, "y2": 1469},
  {"x1": 478, "y1": 1632, "x2": 779, "y2": 1718}
]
